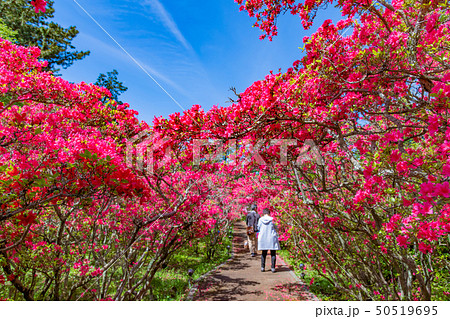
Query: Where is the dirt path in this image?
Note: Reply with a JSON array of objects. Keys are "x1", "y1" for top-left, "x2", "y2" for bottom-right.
[{"x1": 191, "y1": 221, "x2": 319, "y2": 301}]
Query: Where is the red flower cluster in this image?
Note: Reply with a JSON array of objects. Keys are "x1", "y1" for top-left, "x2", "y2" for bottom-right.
[
  {"x1": 1, "y1": 0, "x2": 450, "y2": 301},
  {"x1": 31, "y1": 0, "x2": 47, "y2": 13}
]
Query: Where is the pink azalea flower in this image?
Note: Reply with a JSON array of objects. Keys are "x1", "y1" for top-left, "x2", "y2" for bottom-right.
[
  {"x1": 390, "y1": 149, "x2": 402, "y2": 162},
  {"x1": 402, "y1": 197, "x2": 412, "y2": 206},
  {"x1": 434, "y1": 182, "x2": 450, "y2": 198},
  {"x1": 418, "y1": 242, "x2": 433, "y2": 254},
  {"x1": 396, "y1": 235, "x2": 410, "y2": 248},
  {"x1": 420, "y1": 182, "x2": 435, "y2": 196},
  {"x1": 396, "y1": 161, "x2": 409, "y2": 172},
  {"x1": 363, "y1": 165, "x2": 373, "y2": 179},
  {"x1": 442, "y1": 162, "x2": 450, "y2": 177},
  {"x1": 31, "y1": 0, "x2": 47, "y2": 13},
  {"x1": 426, "y1": 13, "x2": 439, "y2": 33},
  {"x1": 428, "y1": 114, "x2": 440, "y2": 135},
  {"x1": 421, "y1": 203, "x2": 434, "y2": 215}
]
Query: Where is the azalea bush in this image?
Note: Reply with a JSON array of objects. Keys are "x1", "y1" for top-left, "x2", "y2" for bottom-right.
[
  {"x1": 229, "y1": 0, "x2": 450, "y2": 300},
  {"x1": 153, "y1": 0, "x2": 450, "y2": 300},
  {"x1": 3, "y1": 0, "x2": 450, "y2": 301},
  {"x1": 0, "y1": 37, "x2": 240, "y2": 300}
]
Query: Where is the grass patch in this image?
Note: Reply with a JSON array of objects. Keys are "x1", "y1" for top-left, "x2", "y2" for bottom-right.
[
  {"x1": 278, "y1": 249, "x2": 351, "y2": 301},
  {"x1": 151, "y1": 230, "x2": 233, "y2": 300}
]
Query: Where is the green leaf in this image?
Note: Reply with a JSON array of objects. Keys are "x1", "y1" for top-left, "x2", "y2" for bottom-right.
[
  {"x1": 33, "y1": 178, "x2": 47, "y2": 187},
  {"x1": 80, "y1": 150, "x2": 92, "y2": 159}
]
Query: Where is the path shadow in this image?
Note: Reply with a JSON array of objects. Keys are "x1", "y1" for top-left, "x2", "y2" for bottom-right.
[
  {"x1": 198, "y1": 287, "x2": 263, "y2": 301},
  {"x1": 219, "y1": 262, "x2": 252, "y2": 272},
  {"x1": 196, "y1": 276, "x2": 262, "y2": 301},
  {"x1": 270, "y1": 282, "x2": 317, "y2": 301},
  {"x1": 273, "y1": 266, "x2": 291, "y2": 273},
  {"x1": 213, "y1": 275, "x2": 259, "y2": 286}
]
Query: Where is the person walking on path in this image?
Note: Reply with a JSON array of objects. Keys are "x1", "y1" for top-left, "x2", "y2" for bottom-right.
[
  {"x1": 245, "y1": 203, "x2": 260, "y2": 257},
  {"x1": 257, "y1": 208, "x2": 280, "y2": 273}
]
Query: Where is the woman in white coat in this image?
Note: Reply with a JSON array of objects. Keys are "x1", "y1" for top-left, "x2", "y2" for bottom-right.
[{"x1": 257, "y1": 208, "x2": 280, "y2": 272}]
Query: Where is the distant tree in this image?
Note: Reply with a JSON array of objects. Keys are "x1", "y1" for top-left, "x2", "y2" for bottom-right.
[
  {"x1": 95, "y1": 69, "x2": 128, "y2": 104},
  {"x1": 0, "y1": 0, "x2": 90, "y2": 72}
]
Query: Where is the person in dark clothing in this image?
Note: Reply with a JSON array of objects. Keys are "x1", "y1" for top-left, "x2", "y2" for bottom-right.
[{"x1": 245, "y1": 203, "x2": 260, "y2": 257}]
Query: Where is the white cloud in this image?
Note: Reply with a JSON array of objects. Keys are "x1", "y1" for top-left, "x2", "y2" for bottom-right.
[
  {"x1": 79, "y1": 33, "x2": 188, "y2": 94},
  {"x1": 141, "y1": 0, "x2": 192, "y2": 52}
]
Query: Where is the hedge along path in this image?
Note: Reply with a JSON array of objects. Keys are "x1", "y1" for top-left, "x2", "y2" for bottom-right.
[{"x1": 189, "y1": 221, "x2": 319, "y2": 301}]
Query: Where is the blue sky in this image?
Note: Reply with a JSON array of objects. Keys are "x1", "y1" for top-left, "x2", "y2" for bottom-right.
[{"x1": 53, "y1": 0, "x2": 342, "y2": 124}]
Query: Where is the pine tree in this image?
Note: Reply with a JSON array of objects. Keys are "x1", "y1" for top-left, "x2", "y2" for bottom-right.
[
  {"x1": 95, "y1": 69, "x2": 128, "y2": 104},
  {"x1": 0, "y1": 0, "x2": 90, "y2": 72}
]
